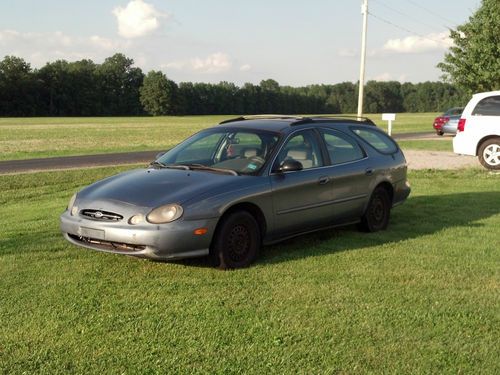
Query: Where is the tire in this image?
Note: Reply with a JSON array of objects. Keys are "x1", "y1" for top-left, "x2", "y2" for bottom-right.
[
  {"x1": 478, "y1": 138, "x2": 500, "y2": 170},
  {"x1": 437, "y1": 131, "x2": 444, "y2": 136},
  {"x1": 211, "y1": 211, "x2": 261, "y2": 269},
  {"x1": 359, "y1": 187, "x2": 391, "y2": 232}
]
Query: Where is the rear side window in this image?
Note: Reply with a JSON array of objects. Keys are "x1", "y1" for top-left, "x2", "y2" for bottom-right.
[
  {"x1": 445, "y1": 108, "x2": 463, "y2": 116},
  {"x1": 472, "y1": 96, "x2": 500, "y2": 116},
  {"x1": 351, "y1": 127, "x2": 398, "y2": 154},
  {"x1": 321, "y1": 129, "x2": 364, "y2": 165}
]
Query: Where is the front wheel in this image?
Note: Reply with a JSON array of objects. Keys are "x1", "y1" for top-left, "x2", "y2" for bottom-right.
[
  {"x1": 358, "y1": 187, "x2": 391, "y2": 232},
  {"x1": 211, "y1": 211, "x2": 261, "y2": 269},
  {"x1": 478, "y1": 138, "x2": 500, "y2": 170}
]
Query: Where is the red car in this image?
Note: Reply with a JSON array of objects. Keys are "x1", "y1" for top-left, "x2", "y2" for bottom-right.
[{"x1": 433, "y1": 107, "x2": 463, "y2": 135}]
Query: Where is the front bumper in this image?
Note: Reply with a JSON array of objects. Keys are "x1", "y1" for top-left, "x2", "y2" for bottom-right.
[{"x1": 60, "y1": 211, "x2": 218, "y2": 260}]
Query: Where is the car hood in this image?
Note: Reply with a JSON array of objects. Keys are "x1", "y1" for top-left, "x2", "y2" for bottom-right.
[{"x1": 78, "y1": 168, "x2": 240, "y2": 208}]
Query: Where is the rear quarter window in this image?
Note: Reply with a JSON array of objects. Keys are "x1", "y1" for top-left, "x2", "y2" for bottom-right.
[
  {"x1": 472, "y1": 96, "x2": 500, "y2": 116},
  {"x1": 350, "y1": 127, "x2": 398, "y2": 154}
]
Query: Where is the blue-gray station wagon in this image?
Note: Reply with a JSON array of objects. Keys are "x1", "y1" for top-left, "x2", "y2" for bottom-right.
[{"x1": 60, "y1": 116, "x2": 411, "y2": 268}]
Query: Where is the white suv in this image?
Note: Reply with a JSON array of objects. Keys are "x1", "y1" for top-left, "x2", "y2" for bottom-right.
[{"x1": 453, "y1": 90, "x2": 500, "y2": 170}]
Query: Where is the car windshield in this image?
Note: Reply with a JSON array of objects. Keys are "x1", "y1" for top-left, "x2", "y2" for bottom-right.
[{"x1": 155, "y1": 128, "x2": 280, "y2": 175}]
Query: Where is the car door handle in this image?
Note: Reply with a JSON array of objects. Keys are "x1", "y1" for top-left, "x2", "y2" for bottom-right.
[
  {"x1": 318, "y1": 176, "x2": 330, "y2": 185},
  {"x1": 365, "y1": 168, "x2": 374, "y2": 176}
]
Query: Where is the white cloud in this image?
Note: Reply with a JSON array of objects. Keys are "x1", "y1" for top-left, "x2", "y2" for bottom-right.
[
  {"x1": 89, "y1": 35, "x2": 129, "y2": 50},
  {"x1": 239, "y1": 64, "x2": 252, "y2": 72},
  {"x1": 113, "y1": 0, "x2": 168, "y2": 39},
  {"x1": 383, "y1": 32, "x2": 452, "y2": 54},
  {"x1": 374, "y1": 72, "x2": 392, "y2": 81},
  {"x1": 338, "y1": 48, "x2": 357, "y2": 57},
  {"x1": 0, "y1": 29, "x2": 130, "y2": 66},
  {"x1": 163, "y1": 52, "x2": 234, "y2": 74},
  {"x1": 372, "y1": 72, "x2": 408, "y2": 82},
  {"x1": 192, "y1": 52, "x2": 232, "y2": 73}
]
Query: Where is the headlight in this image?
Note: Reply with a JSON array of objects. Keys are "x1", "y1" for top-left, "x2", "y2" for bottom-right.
[
  {"x1": 68, "y1": 193, "x2": 78, "y2": 215},
  {"x1": 147, "y1": 204, "x2": 183, "y2": 224}
]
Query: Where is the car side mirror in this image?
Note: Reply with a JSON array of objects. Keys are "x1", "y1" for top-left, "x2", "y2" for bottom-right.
[{"x1": 278, "y1": 159, "x2": 303, "y2": 173}]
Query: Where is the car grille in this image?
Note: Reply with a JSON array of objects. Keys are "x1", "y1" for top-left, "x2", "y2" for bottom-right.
[
  {"x1": 80, "y1": 209, "x2": 123, "y2": 222},
  {"x1": 68, "y1": 234, "x2": 145, "y2": 252}
]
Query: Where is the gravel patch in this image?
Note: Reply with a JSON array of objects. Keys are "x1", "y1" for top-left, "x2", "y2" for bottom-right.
[{"x1": 404, "y1": 150, "x2": 479, "y2": 170}]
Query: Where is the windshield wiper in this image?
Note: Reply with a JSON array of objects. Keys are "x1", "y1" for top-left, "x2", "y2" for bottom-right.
[
  {"x1": 185, "y1": 164, "x2": 238, "y2": 176},
  {"x1": 149, "y1": 161, "x2": 190, "y2": 170},
  {"x1": 149, "y1": 160, "x2": 166, "y2": 168},
  {"x1": 150, "y1": 162, "x2": 237, "y2": 175}
]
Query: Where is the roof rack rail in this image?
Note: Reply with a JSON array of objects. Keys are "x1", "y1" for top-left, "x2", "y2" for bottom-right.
[
  {"x1": 219, "y1": 115, "x2": 305, "y2": 125},
  {"x1": 293, "y1": 115, "x2": 375, "y2": 125},
  {"x1": 218, "y1": 114, "x2": 376, "y2": 126}
]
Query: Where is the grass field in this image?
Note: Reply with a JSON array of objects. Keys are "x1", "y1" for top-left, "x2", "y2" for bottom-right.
[
  {"x1": 398, "y1": 138, "x2": 454, "y2": 152},
  {"x1": 0, "y1": 113, "x2": 437, "y2": 161},
  {"x1": 1, "y1": 166, "x2": 498, "y2": 373}
]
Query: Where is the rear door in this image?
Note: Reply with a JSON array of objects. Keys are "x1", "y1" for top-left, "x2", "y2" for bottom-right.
[{"x1": 319, "y1": 128, "x2": 373, "y2": 222}]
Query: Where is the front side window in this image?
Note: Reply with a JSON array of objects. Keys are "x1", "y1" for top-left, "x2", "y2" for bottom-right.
[
  {"x1": 274, "y1": 130, "x2": 324, "y2": 171},
  {"x1": 472, "y1": 96, "x2": 500, "y2": 116},
  {"x1": 321, "y1": 129, "x2": 364, "y2": 165},
  {"x1": 158, "y1": 129, "x2": 279, "y2": 175},
  {"x1": 351, "y1": 127, "x2": 398, "y2": 154}
]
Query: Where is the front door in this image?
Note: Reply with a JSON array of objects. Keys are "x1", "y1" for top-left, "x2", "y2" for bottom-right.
[{"x1": 270, "y1": 129, "x2": 333, "y2": 236}]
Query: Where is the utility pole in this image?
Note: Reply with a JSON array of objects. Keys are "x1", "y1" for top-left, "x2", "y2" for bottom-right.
[{"x1": 357, "y1": 0, "x2": 368, "y2": 118}]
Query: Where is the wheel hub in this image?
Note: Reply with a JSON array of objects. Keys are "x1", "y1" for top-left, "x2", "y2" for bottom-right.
[
  {"x1": 227, "y1": 224, "x2": 250, "y2": 262},
  {"x1": 371, "y1": 197, "x2": 384, "y2": 222},
  {"x1": 483, "y1": 144, "x2": 500, "y2": 166}
]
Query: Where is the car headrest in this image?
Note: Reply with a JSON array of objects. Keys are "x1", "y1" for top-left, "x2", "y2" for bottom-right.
[
  {"x1": 243, "y1": 148, "x2": 258, "y2": 157},
  {"x1": 287, "y1": 149, "x2": 308, "y2": 160}
]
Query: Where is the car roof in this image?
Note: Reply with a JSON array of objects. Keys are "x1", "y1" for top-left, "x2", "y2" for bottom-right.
[
  {"x1": 217, "y1": 115, "x2": 376, "y2": 133},
  {"x1": 472, "y1": 90, "x2": 500, "y2": 99}
]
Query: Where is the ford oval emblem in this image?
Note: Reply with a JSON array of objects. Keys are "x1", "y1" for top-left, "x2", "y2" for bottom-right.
[{"x1": 94, "y1": 211, "x2": 103, "y2": 218}]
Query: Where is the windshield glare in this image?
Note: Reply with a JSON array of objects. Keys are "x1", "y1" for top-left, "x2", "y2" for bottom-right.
[{"x1": 157, "y1": 129, "x2": 280, "y2": 175}]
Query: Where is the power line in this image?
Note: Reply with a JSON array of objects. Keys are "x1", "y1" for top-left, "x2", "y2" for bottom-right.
[
  {"x1": 371, "y1": 0, "x2": 444, "y2": 31},
  {"x1": 368, "y1": 11, "x2": 450, "y2": 44},
  {"x1": 402, "y1": 0, "x2": 458, "y2": 27}
]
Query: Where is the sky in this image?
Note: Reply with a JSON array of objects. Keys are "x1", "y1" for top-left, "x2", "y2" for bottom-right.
[{"x1": 0, "y1": 0, "x2": 481, "y2": 86}]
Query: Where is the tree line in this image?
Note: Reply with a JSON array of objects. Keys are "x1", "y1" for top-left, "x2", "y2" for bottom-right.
[{"x1": 0, "y1": 53, "x2": 467, "y2": 117}]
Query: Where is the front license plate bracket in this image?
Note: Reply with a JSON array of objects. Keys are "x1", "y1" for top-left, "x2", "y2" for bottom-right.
[{"x1": 78, "y1": 227, "x2": 105, "y2": 240}]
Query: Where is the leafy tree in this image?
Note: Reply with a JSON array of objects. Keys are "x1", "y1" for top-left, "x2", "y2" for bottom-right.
[
  {"x1": 438, "y1": 0, "x2": 500, "y2": 93},
  {"x1": 140, "y1": 71, "x2": 179, "y2": 115},
  {"x1": 37, "y1": 60, "x2": 72, "y2": 115},
  {"x1": 0, "y1": 56, "x2": 36, "y2": 116},
  {"x1": 364, "y1": 81, "x2": 403, "y2": 113},
  {"x1": 96, "y1": 53, "x2": 144, "y2": 115}
]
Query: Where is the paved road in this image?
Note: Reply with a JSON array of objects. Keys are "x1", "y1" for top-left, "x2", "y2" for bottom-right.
[{"x1": 0, "y1": 132, "x2": 439, "y2": 174}]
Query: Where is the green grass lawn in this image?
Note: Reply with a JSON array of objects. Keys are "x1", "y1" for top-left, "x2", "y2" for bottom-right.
[
  {"x1": 1, "y1": 167, "x2": 498, "y2": 373},
  {"x1": 0, "y1": 113, "x2": 437, "y2": 161},
  {"x1": 398, "y1": 138, "x2": 454, "y2": 152}
]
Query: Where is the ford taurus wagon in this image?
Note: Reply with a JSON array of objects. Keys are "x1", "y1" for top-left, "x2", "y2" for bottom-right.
[{"x1": 60, "y1": 115, "x2": 411, "y2": 269}]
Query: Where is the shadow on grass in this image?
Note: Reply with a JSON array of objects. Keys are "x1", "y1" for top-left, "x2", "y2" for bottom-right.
[{"x1": 177, "y1": 191, "x2": 500, "y2": 268}]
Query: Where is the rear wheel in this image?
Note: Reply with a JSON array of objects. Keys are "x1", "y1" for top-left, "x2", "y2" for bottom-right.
[
  {"x1": 478, "y1": 138, "x2": 500, "y2": 170},
  {"x1": 437, "y1": 131, "x2": 444, "y2": 136},
  {"x1": 359, "y1": 187, "x2": 391, "y2": 232},
  {"x1": 211, "y1": 211, "x2": 261, "y2": 269}
]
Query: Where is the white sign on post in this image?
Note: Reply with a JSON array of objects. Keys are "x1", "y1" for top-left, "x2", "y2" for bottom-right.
[{"x1": 382, "y1": 113, "x2": 396, "y2": 135}]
